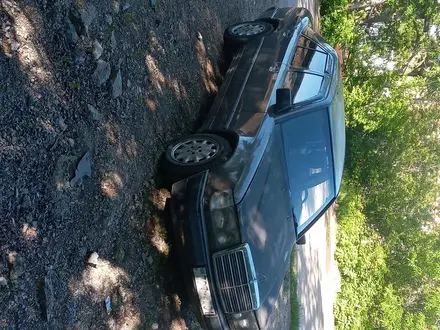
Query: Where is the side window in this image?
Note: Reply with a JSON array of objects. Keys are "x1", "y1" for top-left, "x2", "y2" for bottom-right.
[
  {"x1": 283, "y1": 27, "x2": 329, "y2": 105},
  {"x1": 283, "y1": 71, "x2": 324, "y2": 104},
  {"x1": 295, "y1": 35, "x2": 328, "y2": 73},
  {"x1": 281, "y1": 109, "x2": 335, "y2": 233}
]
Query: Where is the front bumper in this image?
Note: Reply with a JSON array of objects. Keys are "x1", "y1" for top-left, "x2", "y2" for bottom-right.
[{"x1": 170, "y1": 171, "x2": 229, "y2": 330}]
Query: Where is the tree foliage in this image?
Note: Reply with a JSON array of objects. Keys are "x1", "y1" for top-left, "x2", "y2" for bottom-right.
[{"x1": 322, "y1": 0, "x2": 440, "y2": 328}]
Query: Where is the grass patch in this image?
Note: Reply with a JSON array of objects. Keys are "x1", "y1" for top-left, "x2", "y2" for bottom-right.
[{"x1": 290, "y1": 252, "x2": 300, "y2": 330}]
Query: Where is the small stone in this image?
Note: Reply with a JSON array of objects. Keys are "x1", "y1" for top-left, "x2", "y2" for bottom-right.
[
  {"x1": 9, "y1": 254, "x2": 24, "y2": 281},
  {"x1": 105, "y1": 296, "x2": 112, "y2": 314},
  {"x1": 104, "y1": 14, "x2": 113, "y2": 25},
  {"x1": 110, "y1": 69, "x2": 122, "y2": 99},
  {"x1": 88, "y1": 104, "x2": 102, "y2": 121},
  {"x1": 66, "y1": 18, "x2": 79, "y2": 44},
  {"x1": 79, "y1": 4, "x2": 97, "y2": 36},
  {"x1": 32, "y1": 221, "x2": 38, "y2": 229},
  {"x1": 141, "y1": 252, "x2": 149, "y2": 261},
  {"x1": 70, "y1": 152, "x2": 92, "y2": 187},
  {"x1": 58, "y1": 117, "x2": 67, "y2": 131},
  {"x1": 92, "y1": 40, "x2": 103, "y2": 59},
  {"x1": 110, "y1": 31, "x2": 116, "y2": 51},
  {"x1": 127, "y1": 79, "x2": 132, "y2": 88},
  {"x1": 87, "y1": 252, "x2": 99, "y2": 265},
  {"x1": 122, "y1": 3, "x2": 131, "y2": 11},
  {"x1": 11, "y1": 40, "x2": 20, "y2": 51},
  {"x1": 151, "y1": 323, "x2": 159, "y2": 330},
  {"x1": 92, "y1": 60, "x2": 111, "y2": 85},
  {"x1": 115, "y1": 244, "x2": 125, "y2": 263},
  {"x1": 67, "y1": 138, "x2": 75, "y2": 147},
  {"x1": 23, "y1": 194, "x2": 32, "y2": 208},
  {"x1": 113, "y1": 1, "x2": 121, "y2": 13},
  {"x1": 197, "y1": 31, "x2": 203, "y2": 41},
  {"x1": 147, "y1": 256, "x2": 153, "y2": 265},
  {"x1": 0, "y1": 276, "x2": 7, "y2": 287}
]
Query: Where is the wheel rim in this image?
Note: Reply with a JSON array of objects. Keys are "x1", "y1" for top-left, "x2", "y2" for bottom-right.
[
  {"x1": 171, "y1": 138, "x2": 220, "y2": 164},
  {"x1": 230, "y1": 22, "x2": 266, "y2": 36}
]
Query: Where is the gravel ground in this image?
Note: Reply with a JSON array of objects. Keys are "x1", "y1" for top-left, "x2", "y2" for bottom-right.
[{"x1": 0, "y1": 0, "x2": 281, "y2": 329}]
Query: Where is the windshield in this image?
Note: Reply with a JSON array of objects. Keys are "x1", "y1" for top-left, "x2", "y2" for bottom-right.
[{"x1": 281, "y1": 108, "x2": 335, "y2": 233}]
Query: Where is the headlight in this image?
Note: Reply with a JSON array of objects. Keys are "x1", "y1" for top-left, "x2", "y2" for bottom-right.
[
  {"x1": 208, "y1": 190, "x2": 240, "y2": 249},
  {"x1": 227, "y1": 311, "x2": 259, "y2": 329}
]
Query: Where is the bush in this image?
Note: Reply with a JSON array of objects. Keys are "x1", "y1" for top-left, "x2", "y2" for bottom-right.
[{"x1": 334, "y1": 181, "x2": 387, "y2": 330}]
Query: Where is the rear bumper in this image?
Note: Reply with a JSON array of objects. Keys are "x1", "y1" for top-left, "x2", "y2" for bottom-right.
[{"x1": 170, "y1": 171, "x2": 229, "y2": 330}]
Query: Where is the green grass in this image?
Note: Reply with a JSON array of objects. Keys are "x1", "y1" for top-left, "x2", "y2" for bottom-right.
[{"x1": 290, "y1": 253, "x2": 300, "y2": 330}]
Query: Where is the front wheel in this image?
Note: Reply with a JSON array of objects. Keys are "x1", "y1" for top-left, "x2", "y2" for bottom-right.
[
  {"x1": 224, "y1": 20, "x2": 274, "y2": 49},
  {"x1": 162, "y1": 133, "x2": 232, "y2": 184}
]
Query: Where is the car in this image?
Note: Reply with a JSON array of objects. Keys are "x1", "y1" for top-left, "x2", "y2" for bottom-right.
[{"x1": 162, "y1": 6, "x2": 345, "y2": 330}]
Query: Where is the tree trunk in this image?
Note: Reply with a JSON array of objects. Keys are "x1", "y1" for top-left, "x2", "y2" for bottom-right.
[
  {"x1": 347, "y1": 0, "x2": 386, "y2": 12},
  {"x1": 361, "y1": 8, "x2": 393, "y2": 26}
]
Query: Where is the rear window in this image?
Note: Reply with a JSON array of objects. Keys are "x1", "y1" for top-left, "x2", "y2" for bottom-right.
[
  {"x1": 295, "y1": 35, "x2": 328, "y2": 73},
  {"x1": 283, "y1": 28, "x2": 330, "y2": 105},
  {"x1": 281, "y1": 108, "x2": 335, "y2": 233}
]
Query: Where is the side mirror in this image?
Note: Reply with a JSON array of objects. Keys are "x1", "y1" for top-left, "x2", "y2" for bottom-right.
[
  {"x1": 275, "y1": 88, "x2": 292, "y2": 113},
  {"x1": 296, "y1": 235, "x2": 306, "y2": 245}
]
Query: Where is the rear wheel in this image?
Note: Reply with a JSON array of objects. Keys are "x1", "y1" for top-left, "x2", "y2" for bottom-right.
[
  {"x1": 224, "y1": 20, "x2": 274, "y2": 50},
  {"x1": 162, "y1": 133, "x2": 232, "y2": 184}
]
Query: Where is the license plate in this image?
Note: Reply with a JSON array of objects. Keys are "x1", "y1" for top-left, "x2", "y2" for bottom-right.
[{"x1": 193, "y1": 268, "x2": 215, "y2": 315}]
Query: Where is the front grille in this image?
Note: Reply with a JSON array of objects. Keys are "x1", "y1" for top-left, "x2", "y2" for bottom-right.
[{"x1": 213, "y1": 244, "x2": 259, "y2": 313}]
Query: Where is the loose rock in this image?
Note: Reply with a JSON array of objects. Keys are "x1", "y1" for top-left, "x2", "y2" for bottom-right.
[
  {"x1": 147, "y1": 256, "x2": 153, "y2": 265},
  {"x1": 11, "y1": 40, "x2": 20, "y2": 51},
  {"x1": 110, "y1": 69, "x2": 122, "y2": 99},
  {"x1": 0, "y1": 276, "x2": 7, "y2": 287},
  {"x1": 79, "y1": 3, "x2": 97, "y2": 36},
  {"x1": 9, "y1": 254, "x2": 24, "y2": 282},
  {"x1": 92, "y1": 60, "x2": 111, "y2": 85},
  {"x1": 110, "y1": 31, "x2": 117, "y2": 51},
  {"x1": 70, "y1": 152, "x2": 92, "y2": 187},
  {"x1": 87, "y1": 252, "x2": 99, "y2": 265},
  {"x1": 92, "y1": 40, "x2": 103, "y2": 60},
  {"x1": 88, "y1": 104, "x2": 102, "y2": 121},
  {"x1": 197, "y1": 31, "x2": 203, "y2": 41},
  {"x1": 115, "y1": 243, "x2": 125, "y2": 263},
  {"x1": 58, "y1": 117, "x2": 67, "y2": 131},
  {"x1": 65, "y1": 18, "x2": 79, "y2": 44},
  {"x1": 104, "y1": 14, "x2": 113, "y2": 25},
  {"x1": 122, "y1": 3, "x2": 131, "y2": 11}
]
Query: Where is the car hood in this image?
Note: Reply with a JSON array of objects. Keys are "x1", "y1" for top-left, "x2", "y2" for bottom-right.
[{"x1": 236, "y1": 132, "x2": 296, "y2": 328}]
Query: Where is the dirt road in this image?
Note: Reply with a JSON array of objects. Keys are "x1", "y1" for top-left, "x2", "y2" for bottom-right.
[{"x1": 0, "y1": 0, "x2": 330, "y2": 329}]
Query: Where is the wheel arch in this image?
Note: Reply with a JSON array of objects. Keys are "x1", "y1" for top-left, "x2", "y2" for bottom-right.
[
  {"x1": 199, "y1": 129, "x2": 240, "y2": 154},
  {"x1": 257, "y1": 18, "x2": 280, "y2": 31}
]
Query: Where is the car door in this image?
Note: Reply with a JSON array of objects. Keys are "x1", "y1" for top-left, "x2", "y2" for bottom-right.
[
  {"x1": 278, "y1": 109, "x2": 336, "y2": 238},
  {"x1": 206, "y1": 9, "x2": 314, "y2": 134}
]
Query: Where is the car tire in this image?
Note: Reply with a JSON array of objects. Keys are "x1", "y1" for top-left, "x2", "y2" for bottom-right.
[
  {"x1": 224, "y1": 20, "x2": 274, "y2": 49},
  {"x1": 162, "y1": 133, "x2": 232, "y2": 184},
  {"x1": 296, "y1": 235, "x2": 306, "y2": 245}
]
